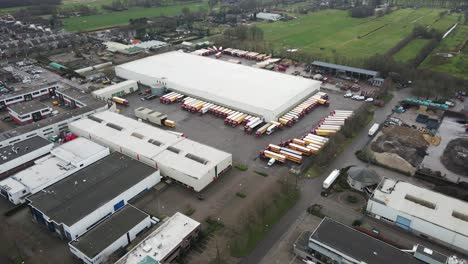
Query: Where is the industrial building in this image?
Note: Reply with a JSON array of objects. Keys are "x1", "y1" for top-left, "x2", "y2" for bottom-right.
[
  {"x1": 294, "y1": 217, "x2": 422, "y2": 264},
  {"x1": 367, "y1": 178, "x2": 468, "y2": 254},
  {"x1": 92, "y1": 80, "x2": 138, "y2": 101},
  {"x1": 255, "y1": 12, "x2": 282, "y2": 21},
  {"x1": 115, "y1": 212, "x2": 200, "y2": 264},
  {"x1": 0, "y1": 138, "x2": 109, "y2": 204},
  {"x1": 69, "y1": 205, "x2": 153, "y2": 264},
  {"x1": 346, "y1": 166, "x2": 381, "y2": 193},
  {"x1": 69, "y1": 111, "x2": 232, "y2": 192},
  {"x1": 311, "y1": 61, "x2": 379, "y2": 80},
  {"x1": 27, "y1": 152, "x2": 161, "y2": 240},
  {"x1": 115, "y1": 51, "x2": 320, "y2": 121},
  {"x1": 0, "y1": 136, "x2": 53, "y2": 179},
  {"x1": 7, "y1": 100, "x2": 52, "y2": 125},
  {"x1": 0, "y1": 82, "x2": 107, "y2": 147}
]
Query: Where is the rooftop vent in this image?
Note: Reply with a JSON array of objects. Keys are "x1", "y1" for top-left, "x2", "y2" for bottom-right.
[
  {"x1": 148, "y1": 139, "x2": 163, "y2": 147},
  {"x1": 106, "y1": 122, "x2": 123, "y2": 131},
  {"x1": 185, "y1": 153, "x2": 208, "y2": 165},
  {"x1": 452, "y1": 211, "x2": 468, "y2": 222},
  {"x1": 88, "y1": 115, "x2": 103, "y2": 123},
  {"x1": 404, "y1": 195, "x2": 436, "y2": 210},
  {"x1": 167, "y1": 146, "x2": 180, "y2": 154},
  {"x1": 131, "y1": 132, "x2": 144, "y2": 140}
]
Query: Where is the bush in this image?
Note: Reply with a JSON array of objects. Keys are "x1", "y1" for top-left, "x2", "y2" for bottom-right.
[
  {"x1": 352, "y1": 219, "x2": 363, "y2": 226},
  {"x1": 254, "y1": 170, "x2": 268, "y2": 177},
  {"x1": 234, "y1": 163, "x2": 248, "y2": 171},
  {"x1": 346, "y1": 195, "x2": 358, "y2": 204},
  {"x1": 236, "y1": 192, "x2": 247, "y2": 198},
  {"x1": 184, "y1": 205, "x2": 195, "y2": 216}
]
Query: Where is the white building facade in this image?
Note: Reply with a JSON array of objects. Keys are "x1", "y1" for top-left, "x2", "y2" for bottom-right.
[
  {"x1": 367, "y1": 178, "x2": 468, "y2": 254},
  {"x1": 92, "y1": 80, "x2": 138, "y2": 101}
]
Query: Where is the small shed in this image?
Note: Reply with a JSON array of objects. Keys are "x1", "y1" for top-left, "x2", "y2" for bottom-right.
[{"x1": 347, "y1": 166, "x2": 380, "y2": 192}]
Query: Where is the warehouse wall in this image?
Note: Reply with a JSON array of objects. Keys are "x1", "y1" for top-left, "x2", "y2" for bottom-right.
[
  {"x1": 367, "y1": 200, "x2": 468, "y2": 254},
  {"x1": 69, "y1": 215, "x2": 152, "y2": 264},
  {"x1": 64, "y1": 170, "x2": 160, "y2": 239}
]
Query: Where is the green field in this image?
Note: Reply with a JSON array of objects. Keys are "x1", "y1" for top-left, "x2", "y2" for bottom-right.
[
  {"x1": 259, "y1": 8, "x2": 458, "y2": 59},
  {"x1": 420, "y1": 25, "x2": 468, "y2": 79},
  {"x1": 62, "y1": 2, "x2": 207, "y2": 31},
  {"x1": 393, "y1": 38, "x2": 430, "y2": 62}
]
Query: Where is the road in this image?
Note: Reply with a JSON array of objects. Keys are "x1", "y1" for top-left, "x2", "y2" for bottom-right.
[{"x1": 241, "y1": 88, "x2": 416, "y2": 264}]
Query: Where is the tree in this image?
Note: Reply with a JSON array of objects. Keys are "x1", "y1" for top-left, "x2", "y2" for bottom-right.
[{"x1": 208, "y1": 0, "x2": 218, "y2": 10}]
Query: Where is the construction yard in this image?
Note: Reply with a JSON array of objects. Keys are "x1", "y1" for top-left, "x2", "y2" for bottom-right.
[{"x1": 259, "y1": 8, "x2": 458, "y2": 59}]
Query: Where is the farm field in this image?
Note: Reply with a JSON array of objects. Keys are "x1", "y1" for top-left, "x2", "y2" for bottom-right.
[
  {"x1": 420, "y1": 25, "x2": 468, "y2": 79},
  {"x1": 259, "y1": 8, "x2": 459, "y2": 60},
  {"x1": 393, "y1": 38, "x2": 430, "y2": 62},
  {"x1": 62, "y1": 1, "x2": 208, "y2": 31}
]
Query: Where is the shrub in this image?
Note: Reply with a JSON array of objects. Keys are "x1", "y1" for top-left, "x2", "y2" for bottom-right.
[
  {"x1": 236, "y1": 192, "x2": 247, "y2": 198},
  {"x1": 346, "y1": 195, "x2": 358, "y2": 204},
  {"x1": 352, "y1": 219, "x2": 363, "y2": 226},
  {"x1": 254, "y1": 170, "x2": 268, "y2": 177},
  {"x1": 234, "y1": 163, "x2": 248, "y2": 171}
]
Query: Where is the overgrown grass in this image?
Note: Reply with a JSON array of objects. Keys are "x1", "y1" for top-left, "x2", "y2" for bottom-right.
[
  {"x1": 230, "y1": 189, "x2": 299, "y2": 257},
  {"x1": 184, "y1": 205, "x2": 195, "y2": 216},
  {"x1": 234, "y1": 163, "x2": 248, "y2": 171},
  {"x1": 259, "y1": 8, "x2": 458, "y2": 59},
  {"x1": 393, "y1": 38, "x2": 431, "y2": 62},
  {"x1": 254, "y1": 170, "x2": 268, "y2": 177}
]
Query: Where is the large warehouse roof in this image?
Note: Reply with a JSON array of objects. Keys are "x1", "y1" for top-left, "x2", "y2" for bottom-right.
[
  {"x1": 27, "y1": 153, "x2": 158, "y2": 226},
  {"x1": 371, "y1": 178, "x2": 468, "y2": 237},
  {"x1": 115, "y1": 51, "x2": 320, "y2": 121}
]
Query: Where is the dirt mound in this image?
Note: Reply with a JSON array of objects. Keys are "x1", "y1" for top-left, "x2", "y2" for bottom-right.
[
  {"x1": 371, "y1": 126, "x2": 428, "y2": 167},
  {"x1": 441, "y1": 138, "x2": 468, "y2": 177}
]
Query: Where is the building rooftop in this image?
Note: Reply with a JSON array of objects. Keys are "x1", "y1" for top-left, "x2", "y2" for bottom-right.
[
  {"x1": 7, "y1": 100, "x2": 50, "y2": 116},
  {"x1": 27, "y1": 152, "x2": 157, "y2": 226},
  {"x1": 69, "y1": 205, "x2": 149, "y2": 259},
  {"x1": 116, "y1": 51, "x2": 320, "y2": 121},
  {"x1": 312, "y1": 61, "x2": 378, "y2": 77},
  {"x1": 115, "y1": 212, "x2": 200, "y2": 264},
  {"x1": 310, "y1": 218, "x2": 422, "y2": 264},
  {"x1": 92, "y1": 80, "x2": 137, "y2": 96},
  {"x1": 2, "y1": 138, "x2": 107, "y2": 193},
  {"x1": 347, "y1": 166, "x2": 381, "y2": 184},
  {"x1": 70, "y1": 111, "x2": 231, "y2": 180},
  {"x1": 370, "y1": 178, "x2": 468, "y2": 238},
  {"x1": 0, "y1": 136, "x2": 51, "y2": 166}
]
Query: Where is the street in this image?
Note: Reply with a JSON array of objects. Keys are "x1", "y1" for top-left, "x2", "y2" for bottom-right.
[{"x1": 241, "y1": 88, "x2": 423, "y2": 264}]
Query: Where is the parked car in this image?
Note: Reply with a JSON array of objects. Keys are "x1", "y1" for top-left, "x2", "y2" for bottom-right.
[
  {"x1": 144, "y1": 94, "x2": 157, "y2": 100},
  {"x1": 365, "y1": 97, "x2": 374, "y2": 102},
  {"x1": 344, "y1": 93, "x2": 353, "y2": 98}
]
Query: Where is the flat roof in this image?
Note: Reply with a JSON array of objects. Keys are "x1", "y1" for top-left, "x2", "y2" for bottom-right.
[
  {"x1": 116, "y1": 51, "x2": 320, "y2": 121},
  {"x1": 27, "y1": 152, "x2": 157, "y2": 226},
  {"x1": 8, "y1": 100, "x2": 49, "y2": 116},
  {"x1": 92, "y1": 80, "x2": 137, "y2": 96},
  {"x1": 0, "y1": 136, "x2": 51, "y2": 166},
  {"x1": 70, "y1": 111, "x2": 231, "y2": 180},
  {"x1": 70, "y1": 205, "x2": 149, "y2": 258},
  {"x1": 310, "y1": 218, "x2": 422, "y2": 264},
  {"x1": 371, "y1": 178, "x2": 468, "y2": 237},
  {"x1": 3, "y1": 138, "x2": 107, "y2": 192},
  {"x1": 115, "y1": 212, "x2": 200, "y2": 264},
  {"x1": 312, "y1": 61, "x2": 378, "y2": 76}
]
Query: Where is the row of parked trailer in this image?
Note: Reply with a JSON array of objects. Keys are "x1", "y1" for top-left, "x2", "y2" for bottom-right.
[
  {"x1": 160, "y1": 92, "x2": 185, "y2": 104},
  {"x1": 311, "y1": 110, "x2": 354, "y2": 136},
  {"x1": 260, "y1": 133, "x2": 330, "y2": 165},
  {"x1": 278, "y1": 92, "x2": 329, "y2": 127},
  {"x1": 222, "y1": 48, "x2": 270, "y2": 61}
]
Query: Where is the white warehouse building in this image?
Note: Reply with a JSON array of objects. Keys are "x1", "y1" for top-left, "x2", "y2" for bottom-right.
[
  {"x1": 69, "y1": 111, "x2": 232, "y2": 192},
  {"x1": 367, "y1": 178, "x2": 468, "y2": 255},
  {"x1": 27, "y1": 152, "x2": 161, "y2": 240},
  {"x1": 115, "y1": 51, "x2": 321, "y2": 121},
  {"x1": 92, "y1": 80, "x2": 138, "y2": 101},
  {"x1": 0, "y1": 138, "x2": 110, "y2": 204}
]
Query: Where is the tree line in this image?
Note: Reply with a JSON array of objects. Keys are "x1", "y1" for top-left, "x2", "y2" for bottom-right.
[{"x1": 0, "y1": 0, "x2": 61, "y2": 8}]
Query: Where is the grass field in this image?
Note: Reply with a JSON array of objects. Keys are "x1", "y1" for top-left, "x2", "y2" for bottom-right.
[
  {"x1": 62, "y1": 1, "x2": 208, "y2": 31},
  {"x1": 420, "y1": 25, "x2": 468, "y2": 79},
  {"x1": 259, "y1": 8, "x2": 459, "y2": 59},
  {"x1": 393, "y1": 38, "x2": 430, "y2": 62}
]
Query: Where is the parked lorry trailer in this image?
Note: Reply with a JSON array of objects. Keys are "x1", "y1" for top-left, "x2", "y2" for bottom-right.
[
  {"x1": 368, "y1": 123, "x2": 380, "y2": 136},
  {"x1": 323, "y1": 169, "x2": 340, "y2": 189},
  {"x1": 111, "y1": 97, "x2": 129, "y2": 106},
  {"x1": 261, "y1": 150, "x2": 286, "y2": 163}
]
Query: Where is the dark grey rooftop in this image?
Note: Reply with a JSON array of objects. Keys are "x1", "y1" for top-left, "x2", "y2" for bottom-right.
[
  {"x1": 7, "y1": 100, "x2": 49, "y2": 116},
  {"x1": 347, "y1": 166, "x2": 381, "y2": 184},
  {"x1": 310, "y1": 218, "x2": 423, "y2": 264},
  {"x1": 0, "y1": 136, "x2": 52, "y2": 166},
  {"x1": 27, "y1": 152, "x2": 157, "y2": 226},
  {"x1": 312, "y1": 61, "x2": 378, "y2": 76},
  {"x1": 70, "y1": 205, "x2": 149, "y2": 258}
]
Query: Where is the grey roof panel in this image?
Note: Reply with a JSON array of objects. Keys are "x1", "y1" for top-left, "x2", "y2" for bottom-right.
[
  {"x1": 0, "y1": 136, "x2": 51, "y2": 166},
  {"x1": 310, "y1": 218, "x2": 423, "y2": 264},
  {"x1": 27, "y1": 152, "x2": 157, "y2": 226},
  {"x1": 70, "y1": 205, "x2": 149, "y2": 258},
  {"x1": 312, "y1": 61, "x2": 378, "y2": 76}
]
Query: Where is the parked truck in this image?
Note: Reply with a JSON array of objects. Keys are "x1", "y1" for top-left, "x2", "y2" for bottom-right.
[
  {"x1": 368, "y1": 123, "x2": 380, "y2": 136},
  {"x1": 111, "y1": 97, "x2": 129, "y2": 106}
]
